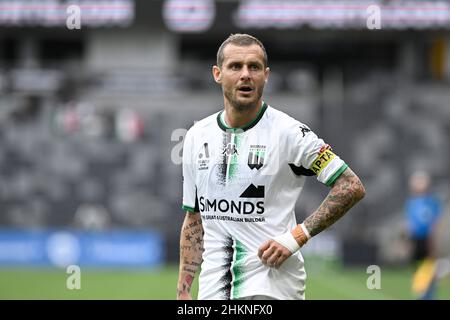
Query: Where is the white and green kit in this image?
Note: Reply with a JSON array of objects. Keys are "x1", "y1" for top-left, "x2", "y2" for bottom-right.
[{"x1": 182, "y1": 102, "x2": 348, "y2": 300}]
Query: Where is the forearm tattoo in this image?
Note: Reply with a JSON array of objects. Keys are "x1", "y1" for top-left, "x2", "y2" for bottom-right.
[
  {"x1": 304, "y1": 167, "x2": 365, "y2": 237},
  {"x1": 177, "y1": 212, "x2": 204, "y2": 297}
]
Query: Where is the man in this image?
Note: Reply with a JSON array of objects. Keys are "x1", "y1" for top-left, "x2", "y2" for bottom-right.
[
  {"x1": 406, "y1": 171, "x2": 442, "y2": 263},
  {"x1": 406, "y1": 171, "x2": 442, "y2": 300},
  {"x1": 177, "y1": 34, "x2": 365, "y2": 300}
]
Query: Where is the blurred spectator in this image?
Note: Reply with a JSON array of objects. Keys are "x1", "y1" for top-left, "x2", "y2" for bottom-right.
[
  {"x1": 405, "y1": 171, "x2": 442, "y2": 262},
  {"x1": 115, "y1": 108, "x2": 145, "y2": 143},
  {"x1": 73, "y1": 203, "x2": 111, "y2": 231},
  {"x1": 406, "y1": 170, "x2": 443, "y2": 300}
]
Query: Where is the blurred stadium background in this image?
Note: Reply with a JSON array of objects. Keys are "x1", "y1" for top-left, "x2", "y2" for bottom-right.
[{"x1": 0, "y1": 0, "x2": 449, "y2": 299}]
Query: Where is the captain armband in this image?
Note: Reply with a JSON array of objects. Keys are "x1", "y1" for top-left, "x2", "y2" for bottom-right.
[{"x1": 309, "y1": 144, "x2": 335, "y2": 176}]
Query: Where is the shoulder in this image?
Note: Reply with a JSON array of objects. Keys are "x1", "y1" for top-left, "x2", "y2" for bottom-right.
[
  {"x1": 186, "y1": 111, "x2": 220, "y2": 136},
  {"x1": 265, "y1": 104, "x2": 312, "y2": 136}
]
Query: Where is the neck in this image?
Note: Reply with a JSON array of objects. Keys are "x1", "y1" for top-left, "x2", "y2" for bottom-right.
[{"x1": 223, "y1": 99, "x2": 263, "y2": 128}]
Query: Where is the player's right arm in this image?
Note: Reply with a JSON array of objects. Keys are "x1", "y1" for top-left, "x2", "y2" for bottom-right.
[
  {"x1": 177, "y1": 210, "x2": 203, "y2": 300},
  {"x1": 178, "y1": 126, "x2": 203, "y2": 299}
]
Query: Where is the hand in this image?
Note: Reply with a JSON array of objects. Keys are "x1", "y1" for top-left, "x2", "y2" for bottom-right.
[
  {"x1": 177, "y1": 291, "x2": 192, "y2": 300},
  {"x1": 258, "y1": 239, "x2": 292, "y2": 269}
]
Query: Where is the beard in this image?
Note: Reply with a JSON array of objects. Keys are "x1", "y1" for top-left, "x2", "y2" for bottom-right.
[{"x1": 224, "y1": 86, "x2": 264, "y2": 112}]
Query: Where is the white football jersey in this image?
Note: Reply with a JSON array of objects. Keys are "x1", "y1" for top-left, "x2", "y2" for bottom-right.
[{"x1": 182, "y1": 102, "x2": 347, "y2": 300}]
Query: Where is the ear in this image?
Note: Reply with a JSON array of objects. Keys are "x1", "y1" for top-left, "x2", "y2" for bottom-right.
[
  {"x1": 264, "y1": 66, "x2": 270, "y2": 83},
  {"x1": 212, "y1": 65, "x2": 221, "y2": 84}
]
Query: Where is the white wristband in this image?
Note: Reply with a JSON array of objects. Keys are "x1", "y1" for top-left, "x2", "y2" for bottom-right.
[
  {"x1": 300, "y1": 223, "x2": 311, "y2": 240},
  {"x1": 272, "y1": 231, "x2": 300, "y2": 254}
]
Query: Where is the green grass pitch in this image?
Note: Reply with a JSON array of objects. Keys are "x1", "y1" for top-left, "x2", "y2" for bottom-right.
[{"x1": 1, "y1": 258, "x2": 449, "y2": 299}]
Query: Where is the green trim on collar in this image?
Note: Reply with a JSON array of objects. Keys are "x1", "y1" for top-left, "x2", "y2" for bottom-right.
[{"x1": 217, "y1": 102, "x2": 268, "y2": 132}]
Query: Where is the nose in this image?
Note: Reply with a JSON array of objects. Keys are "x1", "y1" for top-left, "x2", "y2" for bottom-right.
[{"x1": 240, "y1": 65, "x2": 251, "y2": 80}]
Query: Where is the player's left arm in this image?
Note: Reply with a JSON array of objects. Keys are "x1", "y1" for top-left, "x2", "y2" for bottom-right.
[
  {"x1": 302, "y1": 166, "x2": 365, "y2": 238},
  {"x1": 259, "y1": 124, "x2": 365, "y2": 268},
  {"x1": 259, "y1": 166, "x2": 365, "y2": 268}
]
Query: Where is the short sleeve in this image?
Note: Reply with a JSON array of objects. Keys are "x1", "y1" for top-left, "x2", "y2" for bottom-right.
[
  {"x1": 286, "y1": 122, "x2": 348, "y2": 186},
  {"x1": 182, "y1": 128, "x2": 198, "y2": 212}
]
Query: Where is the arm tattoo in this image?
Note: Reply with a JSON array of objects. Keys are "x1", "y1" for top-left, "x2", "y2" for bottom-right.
[
  {"x1": 304, "y1": 167, "x2": 365, "y2": 237},
  {"x1": 177, "y1": 211, "x2": 204, "y2": 298}
]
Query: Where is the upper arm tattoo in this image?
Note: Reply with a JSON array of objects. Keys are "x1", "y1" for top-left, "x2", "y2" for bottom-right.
[{"x1": 304, "y1": 167, "x2": 365, "y2": 237}]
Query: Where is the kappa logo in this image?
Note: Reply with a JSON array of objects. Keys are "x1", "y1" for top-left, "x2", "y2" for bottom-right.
[
  {"x1": 223, "y1": 143, "x2": 239, "y2": 156},
  {"x1": 299, "y1": 125, "x2": 311, "y2": 137},
  {"x1": 248, "y1": 145, "x2": 266, "y2": 170}
]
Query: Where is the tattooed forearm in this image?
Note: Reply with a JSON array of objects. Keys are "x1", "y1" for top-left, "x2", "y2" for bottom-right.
[
  {"x1": 177, "y1": 211, "x2": 204, "y2": 298},
  {"x1": 304, "y1": 167, "x2": 365, "y2": 237}
]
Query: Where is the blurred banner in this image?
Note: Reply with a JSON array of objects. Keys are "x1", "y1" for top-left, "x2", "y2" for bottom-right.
[
  {"x1": 0, "y1": 0, "x2": 135, "y2": 27},
  {"x1": 0, "y1": 229, "x2": 164, "y2": 268},
  {"x1": 234, "y1": 0, "x2": 450, "y2": 29},
  {"x1": 2, "y1": 0, "x2": 450, "y2": 31}
]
